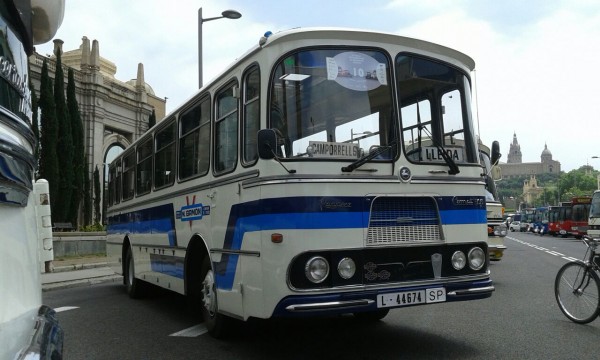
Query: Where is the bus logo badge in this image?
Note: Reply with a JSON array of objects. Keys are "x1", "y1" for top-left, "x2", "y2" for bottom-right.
[
  {"x1": 176, "y1": 203, "x2": 209, "y2": 222},
  {"x1": 399, "y1": 167, "x2": 411, "y2": 182}
]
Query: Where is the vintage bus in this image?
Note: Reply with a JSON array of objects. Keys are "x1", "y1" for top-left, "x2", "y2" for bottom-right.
[
  {"x1": 0, "y1": 0, "x2": 64, "y2": 358},
  {"x1": 480, "y1": 141, "x2": 506, "y2": 260},
  {"x1": 106, "y1": 28, "x2": 495, "y2": 337},
  {"x1": 589, "y1": 190, "x2": 600, "y2": 238}
]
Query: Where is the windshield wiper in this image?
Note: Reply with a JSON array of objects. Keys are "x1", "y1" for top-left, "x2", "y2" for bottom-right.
[
  {"x1": 341, "y1": 141, "x2": 395, "y2": 172},
  {"x1": 419, "y1": 125, "x2": 460, "y2": 175}
]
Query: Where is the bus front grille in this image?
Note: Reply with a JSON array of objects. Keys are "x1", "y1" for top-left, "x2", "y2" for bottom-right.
[{"x1": 366, "y1": 196, "x2": 441, "y2": 245}]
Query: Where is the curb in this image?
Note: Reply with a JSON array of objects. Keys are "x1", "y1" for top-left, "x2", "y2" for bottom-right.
[
  {"x1": 51, "y1": 262, "x2": 108, "y2": 273},
  {"x1": 42, "y1": 274, "x2": 122, "y2": 292}
]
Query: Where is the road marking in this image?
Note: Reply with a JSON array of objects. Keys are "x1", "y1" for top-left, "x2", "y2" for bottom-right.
[
  {"x1": 562, "y1": 257, "x2": 578, "y2": 262},
  {"x1": 506, "y1": 237, "x2": 578, "y2": 262},
  {"x1": 169, "y1": 324, "x2": 208, "y2": 337},
  {"x1": 55, "y1": 306, "x2": 80, "y2": 313}
]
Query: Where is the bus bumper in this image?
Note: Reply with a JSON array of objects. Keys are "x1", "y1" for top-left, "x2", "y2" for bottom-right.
[{"x1": 272, "y1": 278, "x2": 494, "y2": 317}]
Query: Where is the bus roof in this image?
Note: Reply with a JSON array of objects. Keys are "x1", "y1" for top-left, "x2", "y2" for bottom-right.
[
  {"x1": 167, "y1": 27, "x2": 477, "y2": 127},
  {"x1": 261, "y1": 27, "x2": 476, "y2": 70}
]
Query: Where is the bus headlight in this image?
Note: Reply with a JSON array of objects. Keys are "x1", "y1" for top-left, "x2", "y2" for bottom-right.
[
  {"x1": 337, "y1": 257, "x2": 356, "y2": 279},
  {"x1": 305, "y1": 256, "x2": 329, "y2": 283},
  {"x1": 494, "y1": 224, "x2": 507, "y2": 237},
  {"x1": 468, "y1": 247, "x2": 485, "y2": 270},
  {"x1": 451, "y1": 251, "x2": 466, "y2": 270}
]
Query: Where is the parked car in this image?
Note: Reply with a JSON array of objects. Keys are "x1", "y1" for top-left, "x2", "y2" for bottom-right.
[{"x1": 509, "y1": 221, "x2": 521, "y2": 232}]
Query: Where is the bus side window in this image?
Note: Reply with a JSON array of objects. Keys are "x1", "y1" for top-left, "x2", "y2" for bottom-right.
[
  {"x1": 214, "y1": 81, "x2": 239, "y2": 174},
  {"x1": 136, "y1": 138, "x2": 153, "y2": 195},
  {"x1": 242, "y1": 66, "x2": 260, "y2": 165},
  {"x1": 154, "y1": 121, "x2": 176, "y2": 189},
  {"x1": 122, "y1": 151, "x2": 135, "y2": 201},
  {"x1": 179, "y1": 96, "x2": 211, "y2": 181}
]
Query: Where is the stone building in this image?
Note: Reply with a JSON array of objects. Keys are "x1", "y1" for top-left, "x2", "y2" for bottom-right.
[
  {"x1": 29, "y1": 37, "x2": 166, "y2": 225},
  {"x1": 499, "y1": 133, "x2": 561, "y2": 178}
]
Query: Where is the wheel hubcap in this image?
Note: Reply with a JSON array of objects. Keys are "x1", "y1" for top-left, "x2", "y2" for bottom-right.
[{"x1": 202, "y1": 270, "x2": 217, "y2": 316}]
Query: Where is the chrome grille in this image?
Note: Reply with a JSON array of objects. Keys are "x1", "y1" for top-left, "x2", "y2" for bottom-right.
[{"x1": 366, "y1": 196, "x2": 442, "y2": 245}]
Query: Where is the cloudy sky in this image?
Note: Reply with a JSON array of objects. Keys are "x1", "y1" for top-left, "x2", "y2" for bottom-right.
[{"x1": 36, "y1": 0, "x2": 600, "y2": 172}]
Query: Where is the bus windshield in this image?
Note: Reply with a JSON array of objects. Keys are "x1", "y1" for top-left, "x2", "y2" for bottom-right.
[
  {"x1": 398, "y1": 55, "x2": 477, "y2": 165},
  {"x1": 269, "y1": 48, "x2": 395, "y2": 160}
]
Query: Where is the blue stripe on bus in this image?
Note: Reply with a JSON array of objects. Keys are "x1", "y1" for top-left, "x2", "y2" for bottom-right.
[
  {"x1": 107, "y1": 196, "x2": 486, "y2": 288},
  {"x1": 107, "y1": 203, "x2": 177, "y2": 246}
]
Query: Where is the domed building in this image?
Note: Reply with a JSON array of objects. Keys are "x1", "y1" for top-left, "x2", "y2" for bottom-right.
[{"x1": 499, "y1": 133, "x2": 561, "y2": 178}]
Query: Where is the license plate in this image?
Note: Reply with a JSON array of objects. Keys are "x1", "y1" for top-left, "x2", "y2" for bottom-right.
[
  {"x1": 560, "y1": 230, "x2": 567, "y2": 235},
  {"x1": 377, "y1": 288, "x2": 446, "y2": 308}
]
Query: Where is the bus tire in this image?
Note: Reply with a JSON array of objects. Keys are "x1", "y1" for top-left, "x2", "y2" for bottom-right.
[
  {"x1": 199, "y1": 257, "x2": 230, "y2": 338},
  {"x1": 353, "y1": 309, "x2": 390, "y2": 322},
  {"x1": 125, "y1": 250, "x2": 146, "y2": 299}
]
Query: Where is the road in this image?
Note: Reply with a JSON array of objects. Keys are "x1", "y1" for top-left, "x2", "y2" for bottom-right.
[{"x1": 44, "y1": 231, "x2": 600, "y2": 359}]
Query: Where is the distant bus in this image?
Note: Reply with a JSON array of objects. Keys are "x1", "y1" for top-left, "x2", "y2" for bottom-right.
[
  {"x1": 548, "y1": 205, "x2": 565, "y2": 236},
  {"x1": 589, "y1": 190, "x2": 600, "y2": 238},
  {"x1": 559, "y1": 196, "x2": 591, "y2": 238},
  {"x1": 106, "y1": 27, "x2": 495, "y2": 337},
  {"x1": 532, "y1": 206, "x2": 549, "y2": 234},
  {"x1": 521, "y1": 208, "x2": 536, "y2": 232},
  {"x1": 480, "y1": 141, "x2": 506, "y2": 260},
  {"x1": 0, "y1": 1, "x2": 64, "y2": 358}
]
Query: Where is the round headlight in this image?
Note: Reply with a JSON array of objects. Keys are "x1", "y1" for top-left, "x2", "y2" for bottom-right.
[
  {"x1": 495, "y1": 224, "x2": 508, "y2": 237},
  {"x1": 337, "y1": 257, "x2": 356, "y2": 279},
  {"x1": 451, "y1": 251, "x2": 466, "y2": 270},
  {"x1": 468, "y1": 247, "x2": 485, "y2": 270},
  {"x1": 305, "y1": 256, "x2": 329, "y2": 283}
]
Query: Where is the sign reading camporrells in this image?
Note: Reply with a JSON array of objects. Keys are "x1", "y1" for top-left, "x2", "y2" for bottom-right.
[{"x1": 309, "y1": 141, "x2": 360, "y2": 159}]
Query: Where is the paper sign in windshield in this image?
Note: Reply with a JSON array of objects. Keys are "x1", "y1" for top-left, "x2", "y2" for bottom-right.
[
  {"x1": 309, "y1": 141, "x2": 360, "y2": 159},
  {"x1": 326, "y1": 52, "x2": 387, "y2": 91}
]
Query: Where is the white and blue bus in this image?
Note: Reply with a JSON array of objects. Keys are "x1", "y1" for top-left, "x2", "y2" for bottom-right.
[
  {"x1": 106, "y1": 28, "x2": 495, "y2": 337},
  {"x1": 0, "y1": 0, "x2": 64, "y2": 358}
]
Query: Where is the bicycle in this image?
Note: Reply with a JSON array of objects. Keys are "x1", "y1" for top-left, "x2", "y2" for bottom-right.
[{"x1": 554, "y1": 235, "x2": 600, "y2": 323}]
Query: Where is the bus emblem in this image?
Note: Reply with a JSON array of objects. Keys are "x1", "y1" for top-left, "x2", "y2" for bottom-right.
[{"x1": 176, "y1": 203, "x2": 209, "y2": 222}]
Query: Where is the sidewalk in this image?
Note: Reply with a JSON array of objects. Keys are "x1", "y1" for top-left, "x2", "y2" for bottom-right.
[{"x1": 42, "y1": 255, "x2": 122, "y2": 291}]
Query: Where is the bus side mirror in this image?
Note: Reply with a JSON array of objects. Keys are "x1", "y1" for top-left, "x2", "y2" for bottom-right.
[
  {"x1": 491, "y1": 140, "x2": 501, "y2": 166},
  {"x1": 257, "y1": 129, "x2": 277, "y2": 160}
]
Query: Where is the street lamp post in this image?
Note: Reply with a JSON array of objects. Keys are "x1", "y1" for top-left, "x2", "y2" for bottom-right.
[
  {"x1": 198, "y1": 7, "x2": 242, "y2": 88},
  {"x1": 592, "y1": 156, "x2": 599, "y2": 189}
]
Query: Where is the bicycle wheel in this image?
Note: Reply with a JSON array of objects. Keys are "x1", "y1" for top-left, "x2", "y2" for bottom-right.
[{"x1": 555, "y1": 262, "x2": 600, "y2": 324}]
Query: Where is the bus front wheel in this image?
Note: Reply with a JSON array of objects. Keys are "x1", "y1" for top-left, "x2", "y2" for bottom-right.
[
  {"x1": 125, "y1": 250, "x2": 146, "y2": 298},
  {"x1": 200, "y1": 257, "x2": 230, "y2": 338}
]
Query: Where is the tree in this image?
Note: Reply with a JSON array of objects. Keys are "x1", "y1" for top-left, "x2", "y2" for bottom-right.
[
  {"x1": 54, "y1": 50, "x2": 73, "y2": 222},
  {"x1": 94, "y1": 166, "x2": 101, "y2": 224},
  {"x1": 83, "y1": 169, "x2": 92, "y2": 226},
  {"x1": 67, "y1": 68, "x2": 84, "y2": 226},
  {"x1": 38, "y1": 59, "x2": 60, "y2": 216}
]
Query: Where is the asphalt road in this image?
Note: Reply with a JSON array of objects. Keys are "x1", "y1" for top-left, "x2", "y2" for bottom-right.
[{"x1": 44, "y1": 231, "x2": 600, "y2": 359}]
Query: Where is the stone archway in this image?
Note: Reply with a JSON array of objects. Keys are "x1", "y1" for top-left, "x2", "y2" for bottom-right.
[{"x1": 99, "y1": 134, "x2": 131, "y2": 223}]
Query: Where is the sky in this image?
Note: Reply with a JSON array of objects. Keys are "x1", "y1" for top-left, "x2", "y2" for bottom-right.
[{"x1": 35, "y1": 0, "x2": 600, "y2": 172}]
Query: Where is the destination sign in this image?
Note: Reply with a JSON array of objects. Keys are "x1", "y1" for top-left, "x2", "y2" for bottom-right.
[
  {"x1": 421, "y1": 146, "x2": 464, "y2": 163},
  {"x1": 309, "y1": 141, "x2": 360, "y2": 159}
]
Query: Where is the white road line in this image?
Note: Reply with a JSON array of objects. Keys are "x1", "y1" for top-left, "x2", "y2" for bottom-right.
[
  {"x1": 506, "y1": 237, "x2": 578, "y2": 263},
  {"x1": 55, "y1": 306, "x2": 80, "y2": 313},
  {"x1": 169, "y1": 324, "x2": 208, "y2": 337},
  {"x1": 562, "y1": 257, "x2": 578, "y2": 262}
]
